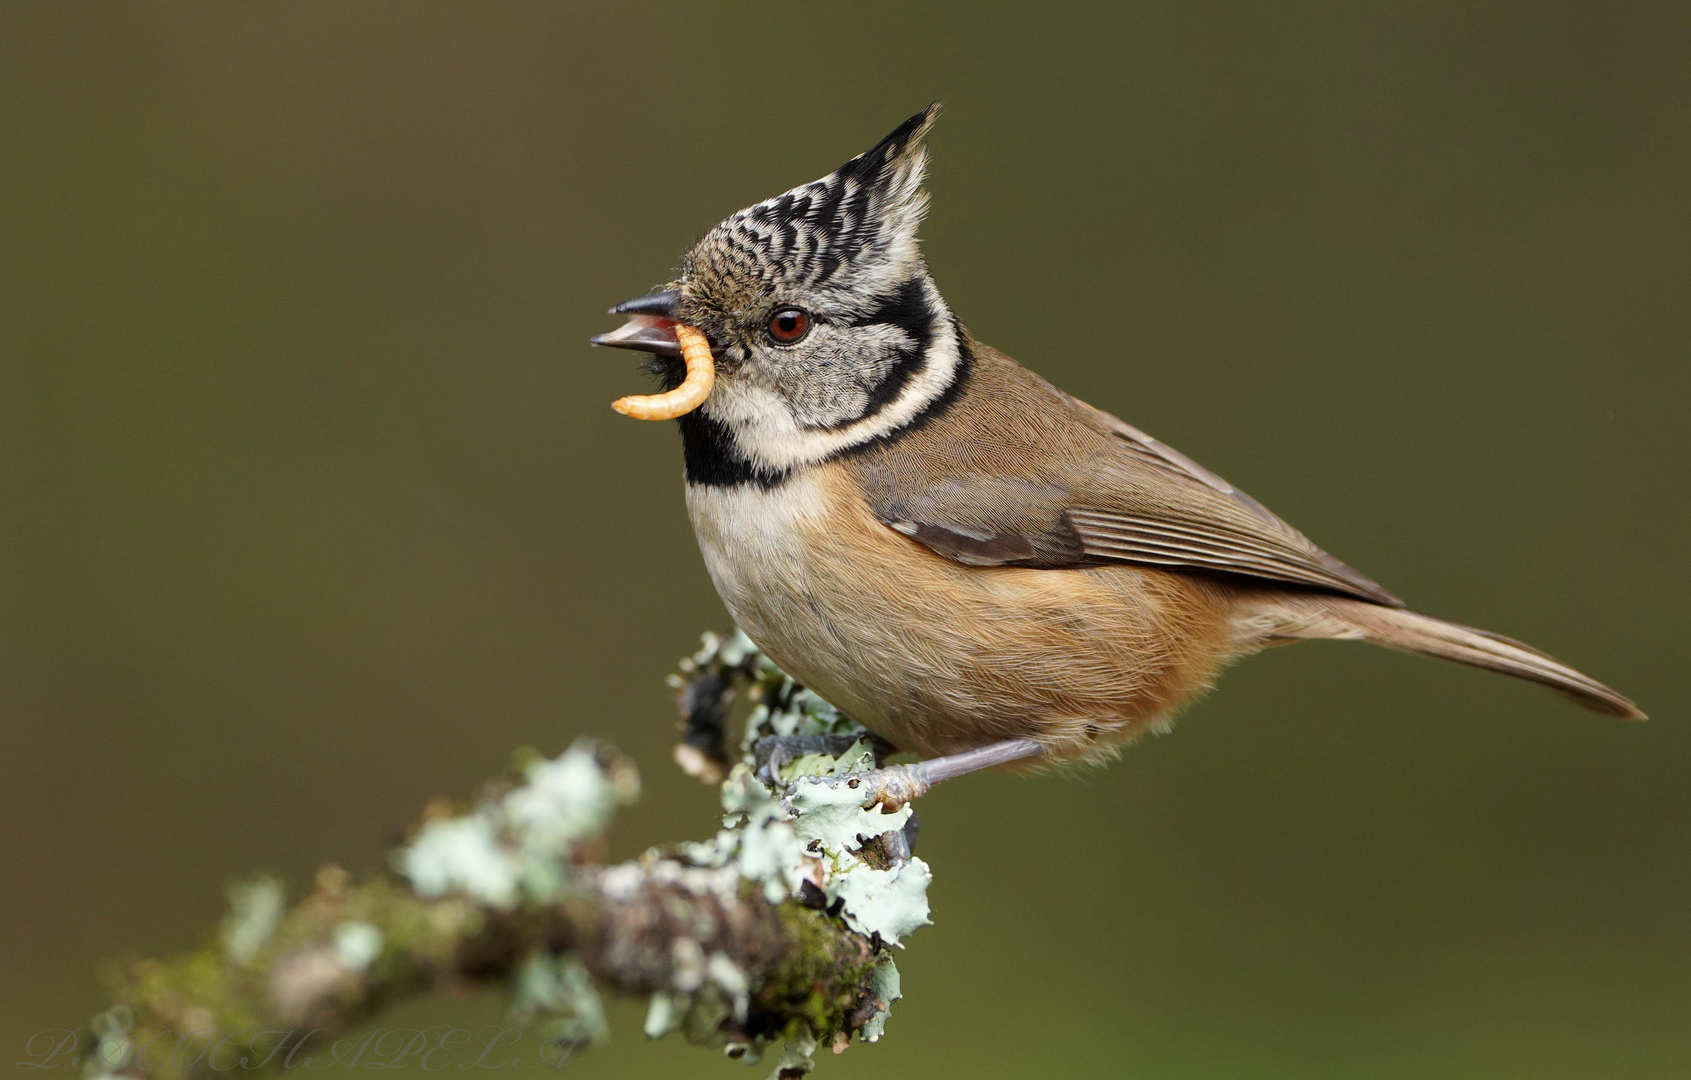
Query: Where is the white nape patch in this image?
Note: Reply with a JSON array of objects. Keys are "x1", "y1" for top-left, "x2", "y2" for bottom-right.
[{"x1": 703, "y1": 316, "x2": 961, "y2": 473}]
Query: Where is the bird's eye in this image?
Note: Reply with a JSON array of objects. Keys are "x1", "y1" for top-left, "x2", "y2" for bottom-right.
[{"x1": 766, "y1": 308, "x2": 811, "y2": 345}]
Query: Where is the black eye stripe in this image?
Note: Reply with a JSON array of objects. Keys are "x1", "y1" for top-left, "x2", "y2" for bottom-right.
[
  {"x1": 850, "y1": 277, "x2": 931, "y2": 338},
  {"x1": 851, "y1": 278, "x2": 936, "y2": 423}
]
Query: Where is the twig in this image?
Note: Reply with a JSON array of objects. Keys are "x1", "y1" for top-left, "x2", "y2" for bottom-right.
[{"x1": 80, "y1": 632, "x2": 928, "y2": 1080}]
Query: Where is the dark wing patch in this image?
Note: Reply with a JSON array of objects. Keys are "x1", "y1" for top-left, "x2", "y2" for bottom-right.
[
  {"x1": 860, "y1": 470, "x2": 1090, "y2": 568},
  {"x1": 883, "y1": 520, "x2": 1045, "y2": 566}
]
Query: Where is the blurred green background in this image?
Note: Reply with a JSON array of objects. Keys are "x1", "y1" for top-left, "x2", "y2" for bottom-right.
[{"x1": 2, "y1": 2, "x2": 1687, "y2": 1076}]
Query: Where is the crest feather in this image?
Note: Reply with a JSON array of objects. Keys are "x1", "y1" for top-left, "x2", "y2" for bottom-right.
[{"x1": 689, "y1": 104, "x2": 942, "y2": 298}]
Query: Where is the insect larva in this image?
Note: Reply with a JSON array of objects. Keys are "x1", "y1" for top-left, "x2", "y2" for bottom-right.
[{"x1": 611, "y1": 324, "x2": 715, "y2": 421}]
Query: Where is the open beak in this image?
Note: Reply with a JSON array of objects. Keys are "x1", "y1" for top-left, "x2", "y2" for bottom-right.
[{"x1": 590, "y1": 289, "x2": 682, "y2": 356}]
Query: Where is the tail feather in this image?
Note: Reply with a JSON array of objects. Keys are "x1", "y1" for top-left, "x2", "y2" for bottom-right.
[{"x1": 1257, "y1": 596, "x2": 1644, "y2": 719}]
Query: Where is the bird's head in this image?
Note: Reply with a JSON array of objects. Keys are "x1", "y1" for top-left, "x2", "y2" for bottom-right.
[{"x1": 594, "y1": 104, "x2": 967, "y2": 480}]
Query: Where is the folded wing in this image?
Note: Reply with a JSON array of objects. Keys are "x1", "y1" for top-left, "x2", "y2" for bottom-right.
[{"x1": 853, "y1": 345, "x2": 1403, "y2": 607}]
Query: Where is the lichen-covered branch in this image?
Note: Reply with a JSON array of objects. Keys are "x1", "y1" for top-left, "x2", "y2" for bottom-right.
[{"x1": 81, "y1": 633, "x2": 928, "y2": 1080}]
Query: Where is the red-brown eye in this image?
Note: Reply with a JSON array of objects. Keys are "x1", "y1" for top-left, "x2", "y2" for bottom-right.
[{"x1": 766, "y1": 308, "x2": 811, "y2": 345}]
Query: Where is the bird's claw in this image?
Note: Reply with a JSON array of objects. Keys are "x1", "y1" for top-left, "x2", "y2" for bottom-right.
[{"x1": 753, "y1": 733, "x2": 869, "y2": 786}]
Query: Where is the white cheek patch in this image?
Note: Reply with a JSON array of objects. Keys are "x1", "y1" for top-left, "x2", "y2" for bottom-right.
[
  {"x1": 770, "y1": 322, "x2": 915, "y2": 429},
  {"x1": 705, "y1": 315, "x2": 962, "y2": 473}
]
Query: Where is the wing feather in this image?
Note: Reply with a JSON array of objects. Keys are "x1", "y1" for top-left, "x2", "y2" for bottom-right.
[{"x1": 847, "y1": 343, "x2": 1404, "y2": 607}]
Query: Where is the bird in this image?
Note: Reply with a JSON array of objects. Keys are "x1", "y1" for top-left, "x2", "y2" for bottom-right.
[{"x1": 592, "y1": 104, "x2": 1641, "y2": 808}]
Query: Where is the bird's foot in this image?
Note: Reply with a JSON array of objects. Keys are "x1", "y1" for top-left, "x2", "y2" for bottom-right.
[
  {"x1": 809, "y1": 764, "x2": 931, "y2": 813},
  {"x1": 753, "y1": 733, "x2": 882, "y2": 786},
  {"x1": 806, "y1": 737, "x2": 1048, "y2": 812}
]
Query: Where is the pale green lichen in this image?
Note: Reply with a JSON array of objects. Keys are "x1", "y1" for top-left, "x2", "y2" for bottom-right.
[
  {"x1": 643, "y1": 990, "x2": 682, "y2": 1039},
  {"x1": 788, "y1": 776, "x2": 911, "y2": 854},
  {"x1": 712, "y1": 628, "x2": 760, "y2": 668},
  {"x1": 691, "y1": 765, "x2": 810, "y2": 903},
  {"x1": 694, "y1": 747, "x2": 931, "y2": 951},
  {"x1": 220, "y1": 876, "x2": 285, "y2": 965},
  {"x1": 738, "y1": 817, "x2": 809, "y2": 904},
  {"x1": 397, "y1": 739, "x2": 639, "y2": 911},
  {"x1": 82, "y1": 1006, "x2": 136, "y2": 1080},
  {"x1": 331, "y1": 921, "x2": 383, "y2": 971},
  {"x1": 768, "y1": 1027, "x2": 819, "y2": 1079},
  {"x1": 505, "y1": 741, "x2": 635, "y2": 853},
  {"x1": 722, "y1": 762, "x2": 786, "y2": 827},
  {"x1": 399, "y1": 811, "x2": 522, "y2": 908},
  {"x1": 829, "y1": 859, "x2": 932, "y2": 946},
  {"x1": 739, "y1": 668, "x2": 861, "y2": 753},
  {"x1": 778, "y1": 739, "x2": 875, "y2": 782},
  {"x1": 858, "y1": 956, "x2": 900, "y2": 1042},
  {"x1": 706, "y1": 951, "x2": 752, "y2": 1020},
  {"x1": 654, "y1": 632, "x2": 930, "y2": 1069},
  {"x1": 394, "y1": 742, "x2": 635, "y2": 1055},
  {"x1": 513, "y1": 952, "x2": 609, "y2": 1046}
]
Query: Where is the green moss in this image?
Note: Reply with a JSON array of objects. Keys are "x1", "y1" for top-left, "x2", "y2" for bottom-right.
[{"x1": 754, "y1": 903, "x2": 877, "y2": 1039}]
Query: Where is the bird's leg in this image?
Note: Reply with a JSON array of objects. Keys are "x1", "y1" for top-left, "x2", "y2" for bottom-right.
[{"x1": 817, "y1": 737, "x2": 1046, "y2": 812}]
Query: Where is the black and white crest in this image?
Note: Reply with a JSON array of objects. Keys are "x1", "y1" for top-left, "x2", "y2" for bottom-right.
[{"x1": 682, "y1": 103, "x2": 939, "y2": 317}]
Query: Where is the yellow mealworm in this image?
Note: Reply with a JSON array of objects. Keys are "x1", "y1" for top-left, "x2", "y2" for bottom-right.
[{"x1": 611, "y1": 323, "x2": 715, "y2": 421}]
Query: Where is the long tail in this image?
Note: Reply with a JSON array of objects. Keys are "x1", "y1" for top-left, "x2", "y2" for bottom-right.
[{"x1": 1254, "y1": 595, "x2": 1644, "y2": 719}]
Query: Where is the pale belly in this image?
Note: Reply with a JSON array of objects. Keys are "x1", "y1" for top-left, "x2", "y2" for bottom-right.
[{"x1": 684, "y1": 469, "x2": 1243, "y2": 761}]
